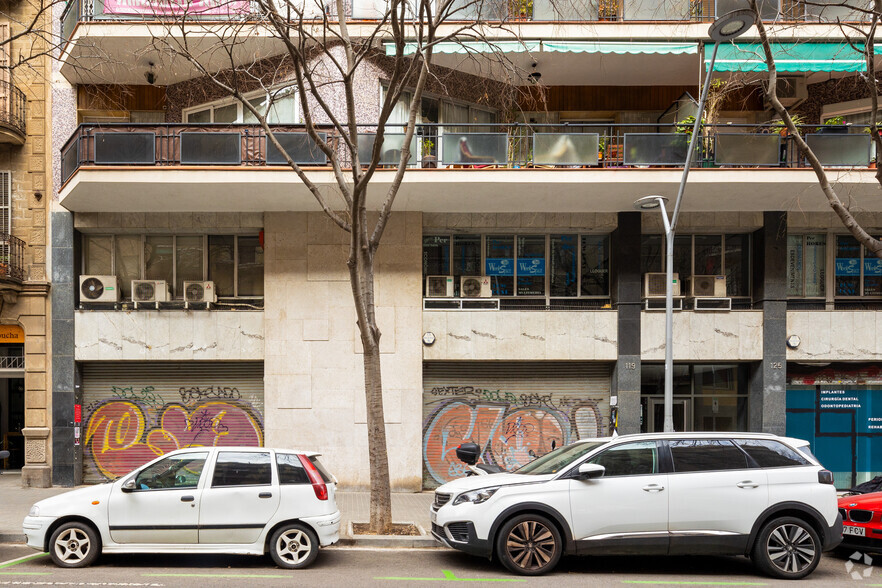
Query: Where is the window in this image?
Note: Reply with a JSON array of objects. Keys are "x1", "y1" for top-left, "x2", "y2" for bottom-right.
[
  {"x1": 734, "y1": 439, "x2": 810, "y2": 468},
  {"x1": 184, "y1": 87, "x2": 300, "y2": 124},
  {"x1": 423, "y1": 234, "x2": 610, "y2": 298},
  {"x1": 276, "y1": 453, "x2": 310, "y2": 485},
  {"x1": 135, "y1": 452, "x2": 207, "y2": 490},
  {"x1": 514, "y1": 441, "x2": 606, "y2": 475},
  {"x1": 669, "y1": 439, "x2": 748, "y2": 472},
  {"x1": 211, "y1": 451, "x2": 272, "y2": 487},
  {"x1": 587, "y1": 441, "x2": 658, "y2": 477},
  {"x1": 835, "y1": 235, "x2": 882, "y2": 297},
  {"x1": 788, "y1": 234, "x2": 826, "y2": 297},
  {"x1": 641, "y1": 234, "x2": 750, "y2": 297},
  {"x1": 81, "y1": 234, "x2": 263, "y2": 300}
]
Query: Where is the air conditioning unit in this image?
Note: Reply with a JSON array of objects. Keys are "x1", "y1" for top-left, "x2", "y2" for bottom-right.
[
  {"x1": 425, "y1": 275, "x2": 454, "y2": 298},
  {"x1": 79, "y1": 275, "x2": 119, "y2": 303},
  {"x1": 184, "y1": 281, "x2": 217, "y2": 305},
  {"x1": 131, "y1": 280, "x2": 170, "y2": 306},
  {"x1": 460, "y1": 275, "x2": 492, "y2": 298},
  {"x1": 690, "y1": 275, "x2": 727, "y2": 298},
  {"x1": 773, "y1": 76, "x2": 807, "y2": 108},
  {"x1": 644, "y1": 272, "x2": 680, "y2": 298}
]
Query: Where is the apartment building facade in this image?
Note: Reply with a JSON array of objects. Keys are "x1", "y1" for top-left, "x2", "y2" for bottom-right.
[
  {"x1": 51, "y1": 0, "x2": 882, "y2": 490},
  {"x1": 0, "y1": 3, "x2": 53, "y2": 486}
]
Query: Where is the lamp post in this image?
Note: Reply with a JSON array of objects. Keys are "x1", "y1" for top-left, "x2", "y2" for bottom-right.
[{"x1": 633, "y1": 10, "x2": 755, "y2": 433}]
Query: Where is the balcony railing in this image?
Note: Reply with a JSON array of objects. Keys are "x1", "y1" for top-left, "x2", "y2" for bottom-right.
[
  {"x1": 0, "y1": 79, "x2": 26, "y2": 143},
  {"x1": 0, "y1": 234, "x2": 27, "y2": 282},
  {"x1": 61, "y1": 0, "x2": 867, "y2": 43},
  {"x1": 60, "y1": 122, "x2": 879, "y2": 182}
]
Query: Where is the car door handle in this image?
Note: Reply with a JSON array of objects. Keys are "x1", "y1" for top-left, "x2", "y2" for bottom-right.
[
  {"x1": 642, "y1": 484, "x2": 664, "y2": 492},
  {"x1": 180, "y1": 495, "x2": 195, "y2": 502},
  {"x1": 736, "y1": 481, "x2": 759, "y2": 489},
  {"x1": 259, "y1": 492, "x2": 272, "y2": 498}
]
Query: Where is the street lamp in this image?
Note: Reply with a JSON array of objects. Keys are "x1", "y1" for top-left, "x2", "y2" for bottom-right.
[{"x1": 633, "y1": 10, "x2": 755, "y2": 433}]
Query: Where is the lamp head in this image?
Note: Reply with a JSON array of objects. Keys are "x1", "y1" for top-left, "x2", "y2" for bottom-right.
[
  {"x1": 633, "y1": 195, "x2": 669, "y2": 211},
  {"x1": 708, "y1": 9, "x2": 756, "y2": 42}
]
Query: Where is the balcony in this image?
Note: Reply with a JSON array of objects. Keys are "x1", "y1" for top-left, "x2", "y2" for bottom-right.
[
  {"x1": 0, "y1": 234, "x2": 27, "y2": 286},
  {"x1": 58, "y1": 122, "x2": 882, "y2": 214},
  {"x1": 0, "y1": 80, "x2": 26, "y2": 145}
]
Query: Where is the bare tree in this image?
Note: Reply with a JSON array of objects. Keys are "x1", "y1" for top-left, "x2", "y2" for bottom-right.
[
  {"x1": 146, "y1": 0, "x2": 528, "y2": 532},
  {"x1": 750, "y1": 0, "x2": 882, "y2": 257}
]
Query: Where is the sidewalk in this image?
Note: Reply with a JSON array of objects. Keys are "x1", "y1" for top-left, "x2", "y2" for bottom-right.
[{"x1": 0, "y1": 472, "x2": 438, "y2": 548}]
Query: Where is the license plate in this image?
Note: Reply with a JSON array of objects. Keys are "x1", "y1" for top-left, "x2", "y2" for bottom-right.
[
  {"x1": 430, "y1": 510, "x2": 437, "y2": 524},
  {"x1": 844, "y1": 525, "x2": 866, "y2": 537}
]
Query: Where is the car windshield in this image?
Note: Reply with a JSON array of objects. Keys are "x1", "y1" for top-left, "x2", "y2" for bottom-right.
[{"x1": 514, "y1": 441, "x2": 606, "y2": 475}]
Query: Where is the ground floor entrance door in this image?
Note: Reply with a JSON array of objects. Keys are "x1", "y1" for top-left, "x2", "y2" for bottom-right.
[{"x1": 646, "y1": 398, "x2": 691, "y2": 433}]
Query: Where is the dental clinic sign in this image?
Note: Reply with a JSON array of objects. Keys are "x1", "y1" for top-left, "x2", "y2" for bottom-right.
[{"x1": 104, "y1": 0, "x2": 249, "y2": 16}]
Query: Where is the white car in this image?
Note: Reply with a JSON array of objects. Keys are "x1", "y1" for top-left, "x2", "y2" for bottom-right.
[
  {"x1": 23, "y1": 446, "x2": 340, "y2": 569},
  {"x1": 431, "y1": 432, "x2": 842, "y2": 579}
]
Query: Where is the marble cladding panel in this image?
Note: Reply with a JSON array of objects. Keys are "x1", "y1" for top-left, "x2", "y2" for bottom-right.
[
  {"x1": 422, "y1": 311, "x2": 618, "y2": 360},
  {"x1": 640, "y1": 311, "x2": 764, "y2": 360},
  {"x1": 788, "y1": 311, "x2": 882, "y2": 360},
  {"x1": 74, "y1": 312, "x2": 264, "y2": 361}
]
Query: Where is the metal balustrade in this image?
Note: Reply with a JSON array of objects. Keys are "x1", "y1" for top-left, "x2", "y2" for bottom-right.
[
  {"x1": 0, "y1": 79, "x2": 26, "y2": 140},
  {"x1": 0, "y1": 233, "x2": 27, "y2": 282},
  {"x1": 60, "y1": 122, "x2": 881, "y2": 183},
  {"x1": 61, "y1": 0, "x2": 868, "y2": 43},
  {"x1": 0, "y1": 355, "x2": 24, "y2": 369}
]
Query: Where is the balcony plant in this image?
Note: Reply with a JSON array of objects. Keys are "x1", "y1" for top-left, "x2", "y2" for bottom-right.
[
  {"x1": 421, "y1": 137, "x2": 437, "y2": 168},
  {"x1": 508, "y1": 0, "x2": 532, "y2": 19},
  {"x1": 771, "y1": 114, "x2": 804, "y2": 136}
]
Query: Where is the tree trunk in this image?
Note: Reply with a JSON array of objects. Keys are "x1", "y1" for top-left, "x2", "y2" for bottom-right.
[{"x1": 362, "y1": 339, "x2": 392, "y2": 533}]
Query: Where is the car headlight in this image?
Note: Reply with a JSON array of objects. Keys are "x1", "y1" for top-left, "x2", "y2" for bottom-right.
[
  {"x1": 453, "y1": 487, "x2": 500, "y2": 506},
  {"x1": 28, "y1": 505, "x2": 39, "y2": 517}
]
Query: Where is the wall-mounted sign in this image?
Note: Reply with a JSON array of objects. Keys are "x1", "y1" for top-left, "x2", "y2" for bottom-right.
[{"x1": 0, "y1": 325, "x2": 24, "y2": 343}]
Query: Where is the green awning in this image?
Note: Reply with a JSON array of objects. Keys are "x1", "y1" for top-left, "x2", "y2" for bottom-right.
[
  {"x1": 543, "y1": 41, "x2": 696, "y2": 54},
  {"x1": 706, "y1": 43, "x2": 871, "y2": 72},
  {"x1": 387, "y1": 40, "x2": 696, "y2": 57}
]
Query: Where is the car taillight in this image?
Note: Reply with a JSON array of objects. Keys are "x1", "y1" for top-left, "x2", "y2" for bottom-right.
[
  {"x1": 818, "y1": 469, "x2": 834, "y2": 485},
  {"x1": 298, "y1": 454, "x2": 328, "y2": 500}
]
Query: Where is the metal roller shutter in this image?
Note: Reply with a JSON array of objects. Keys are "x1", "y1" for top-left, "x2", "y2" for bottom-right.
[
  {"x1": 422, "y1": 362, "x2": 611, "y2": 489},
  {"x1": 81, "y1": 362, "x2": 264, "y2": 484}
]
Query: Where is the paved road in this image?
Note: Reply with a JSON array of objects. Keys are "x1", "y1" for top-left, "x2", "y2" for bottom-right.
[{"x1": 0, "y1": 543, "x2": 873, "y2": 586}]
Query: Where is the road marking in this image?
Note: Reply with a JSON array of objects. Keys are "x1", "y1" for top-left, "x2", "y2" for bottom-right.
[
  {"x1": 622, "y1": 582, "x2": 768, "y2": 586},
  {"x1": 375, "y1": 569, "x2": 526, "y2": 582},
  {"x1": 145, "y1": 573, "x2": 290, "y2": 579},
  {"x1": 0, "y1": 553, "x2": 48, "y2": 569},
  {"x1": 0, "y1": 572, "x2": 52, "y2": 576}
]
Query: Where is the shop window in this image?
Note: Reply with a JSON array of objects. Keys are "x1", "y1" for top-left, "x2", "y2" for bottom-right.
[
  {"x1": 835, "y1": 234, "x2": 882, "y2": 297},
  {"x1": 641, "y1": 234, "x2": 750, "y2": 297},
  {"x1": 81, "y1": 234, "x2": 263, "y2": 300},
  {"x1": 787, "y1": 234, "x2": 826, "y2": 297}
]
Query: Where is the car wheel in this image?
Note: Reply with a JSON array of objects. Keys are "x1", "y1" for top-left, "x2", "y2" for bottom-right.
[
  {"x1": 269, "y1": 523, "x2": 319, "y2": 569},
  {"x1": 495, "y1": 514, "x2": 562, "y2": 576},
  {"x1": 751, "y1": 516, "x2": 821, "y2": 579},
  {"x1": 48, "y1": 522, "x2": 100, "y2": 568}
]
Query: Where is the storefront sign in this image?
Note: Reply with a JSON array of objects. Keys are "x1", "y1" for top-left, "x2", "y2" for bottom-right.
[
  {"x1": 485, "y1": 258, "x2": 513, "y2": 276},
  {"x1": 836, "y1": 258, "x2": 861, "y2": 276},
  {"x1": 517, "y1": 258, "x2": 545, "y2": 275},
  {"x1": 0, "y1": 325, "x2": 24, "y2": 343}
]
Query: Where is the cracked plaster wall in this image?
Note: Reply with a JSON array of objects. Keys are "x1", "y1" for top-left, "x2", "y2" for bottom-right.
[
  {"x1": 641, "y1": 311, "x2": 764, "y2": 360},
  {"x1": 787, "y1": 311, "x2": 882, "y2": 361}
]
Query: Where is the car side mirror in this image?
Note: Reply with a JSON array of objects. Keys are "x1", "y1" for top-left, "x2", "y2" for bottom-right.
[
  {"x1": 577, "y1": 463, "x2": 605, "y2": 480},
  {"x1": 121, "y1": 478, "x2": 137, "y2": 493}
]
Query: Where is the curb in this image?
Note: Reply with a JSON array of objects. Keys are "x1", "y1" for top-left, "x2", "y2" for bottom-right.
[
  {"x1": 333, "y1": 522, "x2": 443, "y2": 549},
  {"x1": 0, "y1": 533, "x2": 24, "y2": 543}
]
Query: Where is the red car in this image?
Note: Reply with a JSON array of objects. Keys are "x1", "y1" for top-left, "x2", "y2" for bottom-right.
[{"x1": 839, "y1": 492, "x2": 882, "y2": 552}]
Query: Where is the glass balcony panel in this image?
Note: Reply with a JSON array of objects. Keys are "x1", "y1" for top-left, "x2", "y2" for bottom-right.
[
  {"x1": 624, "y1": 133, "x2": 696, "y2": 166},
  {"x1": 624, "y1": 0, "x2": 691, "y2": 20},
  {"x1": 448, "y1": 0, "x2": 506, "y2": 19},
  {"x1": 180, "y1": 132, "x2": 241, "y2": 164},
  {"x1": 442, "y1": 133, "x2": 507, "y2": 165},
  {"x1": 714, "y1": 133, "x2": 780, "y2": 166},
  {"x1": 357, "y1": 133, "x2": 418, "y2": 166},
  {"x1": 94, "y1": 132, "x2": 156, "y2": 164},
  {"x1": 533, "y1": 0, "x2": 596, "y2": 20},
  {"x1": 62, "y1": 142, "x2": 79, "y2": 184},
  {"x1": 804, "y1": 0, "x2": 865, "y2": 21},
  {"x1": 533, "y1": 133, "x2": 599, "y2": 165},
  {"x1": 267, "y1": 132, "x2": 327, "y2": 165},
  {"x1": 715, "y1": 0, "x2": 778, "y2": 19},
  {"x1": 805, "y1": 134, "x2": 871, "y2": 166}
]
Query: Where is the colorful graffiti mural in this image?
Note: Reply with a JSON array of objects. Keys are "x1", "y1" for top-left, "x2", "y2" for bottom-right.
[
  {"x1": 84, "y1": 387, "x2": 263, "y2": 481},
  {"x1": 422, "y1": 385, "x2": 604, "y2": 486}
]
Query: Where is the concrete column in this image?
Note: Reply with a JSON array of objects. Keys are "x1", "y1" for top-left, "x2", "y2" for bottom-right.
[
  {"x1": 50, "y1": 210, "x2": 76, "y2": 486},
  {"x1": 612, "y1": 212, "x2": 642, "y2": 434},
  {"x1": 749, "y1": 211, "x2": 787, "y2": 434}
]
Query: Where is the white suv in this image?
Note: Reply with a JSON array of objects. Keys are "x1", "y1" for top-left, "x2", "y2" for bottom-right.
[{"x1": 431, "y1": 432, "x2": 842, "y2": 579}]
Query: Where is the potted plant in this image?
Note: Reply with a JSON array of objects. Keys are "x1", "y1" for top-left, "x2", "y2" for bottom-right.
[
  {"x1": 509, "y1": 0, "x2": 532, "y2": 19},
  {"x1": 421, "y1": 137, "x2": 437, "y2": 168},
  {"x1": 771, "y1": 114, "x2": 804, "y2": 136},
  {"x1": 597, "y1": 136, "x2": 605, "y2": 163},
  {"x1": 817, "y1": 115, "x2": 848, "y2": 134}
]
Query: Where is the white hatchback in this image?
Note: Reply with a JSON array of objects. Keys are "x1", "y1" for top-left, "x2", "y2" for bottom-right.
[
  {"x1": 23, "y1": 447, "x2": 340, "y2": 569},
  {"x1": 432, "y1": 432, "x2": 842, "y2": 579}
]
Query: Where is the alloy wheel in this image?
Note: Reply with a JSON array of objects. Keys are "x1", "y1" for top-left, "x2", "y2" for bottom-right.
[
  {"x1": 765, "y1": 523, "x2": 816, "y2": 574},
  {"x1": 275, "y1": 528, "x2": 313, "y2": 565},
  {"x1": 505, "y1": 520, "x2": 558, "y2": 571},
  {"x1": 53, "y1": 527, "x2": 91, "y2": 564}
]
